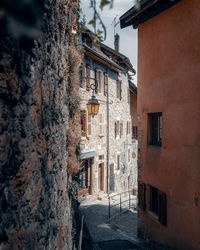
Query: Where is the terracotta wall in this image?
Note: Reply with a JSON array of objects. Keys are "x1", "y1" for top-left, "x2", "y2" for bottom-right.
[{"x1": 137, "y1": 0, "x2": 200, "y2": 249}]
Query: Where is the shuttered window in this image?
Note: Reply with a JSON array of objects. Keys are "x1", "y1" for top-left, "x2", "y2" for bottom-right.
[
  {"x1": 158, "y1": 191, "x2": 167, "y2": 226},
  {"x1": 128, "y1": 149, "x2": 130, "y2": 162},
  {"x1": 117, "y1": 154, "x2": 120, "y2": 170},
  {"x1": 133, "y1": 126, "x2": 138, "y2": 139},
  {"x1": 81, "y1": 110, "x2": 87, "y2": 137},
  {"x1": 95, "y1": 69, "x2": 99, "y2": 94},
  {"x1": 86, "y1": 65, "x2": 91, "y2": 91},
  {"x1": 104, "y1": 73, "x2": 108, "y2": 96},
  {"x1": 99, "y1": 112, "x2": 104, "y2": 136},
  {"x1": 148, "y1": 113, "x2": 162, "y2": 146},
  {"x1": 88, "y1": 113, "x2": 92, "y2": 136},
  {"x1": 115, "y1": 121, "x2": 120, "y2": 138},
  {"x1": 138, "y1": 181, "x2": 146, "y2": 210},
  {"x1": 150, "y1": 185, "x2": 167, "y2": 226},
  {"x1": 116, "y1": 80, "x2": 122, "y2": 100},
  {"x1": 97, "y1": 70, "x2": 103, "y2": 93},
  {"x1": 120, "y1": 121, "x2": 123, "y2": 138},
  {"x1": 79, "y1": 63, "x2": 85, "y2": 88}
]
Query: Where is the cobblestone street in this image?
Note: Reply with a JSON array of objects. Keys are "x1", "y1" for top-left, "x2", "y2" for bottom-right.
[{"x1": 79, "y1": 195, "x2": 168, "y2": 250}]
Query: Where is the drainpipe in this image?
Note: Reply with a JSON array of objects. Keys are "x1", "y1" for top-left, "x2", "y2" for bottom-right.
[{"x1": 106, "y1": 69, "x2": 109, "y2": 194}]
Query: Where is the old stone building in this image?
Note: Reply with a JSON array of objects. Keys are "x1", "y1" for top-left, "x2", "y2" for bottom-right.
[{"x1": 78, "y1": 31, "x2": 137, "y2": 197}]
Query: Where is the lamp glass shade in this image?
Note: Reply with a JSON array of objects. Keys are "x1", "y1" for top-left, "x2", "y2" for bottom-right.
[{"x1": 87, "y1": 95, "x2": 100, "y2": 116}]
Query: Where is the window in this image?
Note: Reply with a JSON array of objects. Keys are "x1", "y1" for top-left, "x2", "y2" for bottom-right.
[
  {"x1": 115, "y1": 120, "x2": 120, "y2": 138},
  {"x1": 133, "y1": 126, "x2": 138, "y2": 140},
  {"x1": 81, "y1": 110, "x2": 87, "y2": 137},
  {"x1": 127, "y1": 88, "x2": 130, "y2": 104},
  {"x1": 79, "y1": 161, "x2": 88, "y2": 188},
  {"x1": 128, "y1": 149, "x2": 130, "y2": 162},
  {"x1": 138, "y1": 181, "x2": 146, "y2": 210},
  {"x1": 127, "y1": 121, "x2": 131, "y2": 136},
  {"x1": 99, "y1": 155, "x2": 104, "y2": 160},
  {"x1": 104, "y1": 73, "x2": 108, "y2": 96},
  {"x1": 150, "y1": 185, "x2": 167, "y2": 226},
  {"x1": 120, "y1": 121, "x2": 123, "y2": 138},
  {"x1": 150, "y1": 186, "x2": 159, "y2": 214},
  {"x1": 79, "y1": 63, "x2": 85, "y2": 88},
  {"x1": 99, "y1": 112, "x2": 104, "y2": 136},
  {"x1": 87, "y1": 113, "x2": 92, "y2": 136},
  {"x1": 98, "y1": 70, "x2": 103, "y2": 93},
  {"x1": 86, "y1": 65, "x2": 91, "y2": 91},
  {"x1": 117, "y1": 154, "x2": 120, "y2": 170},
  {"x1": 95, "y1": 69, "x2": 103, "y2": 94},
  {"x1": 148, "y1": 113, "x2": 162, "y2": 146},
  {"x1": 116, "y1": 79, "x2": 122, "y2": 100}
]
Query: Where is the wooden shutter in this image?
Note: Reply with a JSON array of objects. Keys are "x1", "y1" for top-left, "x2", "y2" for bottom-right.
[
  {"x1": 86, "y1": 66, "x2": 90, "y2": 91},
  {"x1": 120, "y1": 80, "x2": 122, "y2": 100},
  {"x1": 99, "y1": 113, "x2": 104, "y2": 135},
  {"x1": 95, "y1": 69, "x2": 99, "y2": 94},
  {"x1": 138, "y1": 181, "x2": 146, "y2": 210},
  {"x1": 81, "y1": 110, "x2": 87, "y2": 137},
  {"x1": 120, "y1": 121, "x2": 123, "y2": 137},
  {"x1": 117, "y1": 155, "x2": 120, "y2": 170},
  {"x1": 88, "y1": 113, "x2": 91, "y2": 136},
  {"x1": 115, "y1": 121, "x2": 117, "y2": 138},
  {"x1": 104, "y1": 73, "x2": 108, "y2": 95},
  {"x1": 158, "y1": 191, "x2": 167, "y2": 226}
]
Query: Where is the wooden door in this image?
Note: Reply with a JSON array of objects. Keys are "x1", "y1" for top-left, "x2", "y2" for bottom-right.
[{"x1": 98, "y1": 163, "x2": 104, "y2": 191}]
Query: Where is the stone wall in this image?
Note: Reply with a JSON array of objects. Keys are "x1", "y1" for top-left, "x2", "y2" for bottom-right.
[
  {"x1": 0, "y1": 0, "x2": 79, "y2": 249},
  {"x1": 79, "y1": 59, "x2": 138, "y2": 195}
]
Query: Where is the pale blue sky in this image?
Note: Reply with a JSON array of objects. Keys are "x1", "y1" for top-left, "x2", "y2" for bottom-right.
[{"x1": 80, "y1": 0, "x2": 138, "y2": 84}]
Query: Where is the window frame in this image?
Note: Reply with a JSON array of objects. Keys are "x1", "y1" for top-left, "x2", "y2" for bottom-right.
[{"x1": 148, "y1": 112, "x2": 162, "y2": 146}]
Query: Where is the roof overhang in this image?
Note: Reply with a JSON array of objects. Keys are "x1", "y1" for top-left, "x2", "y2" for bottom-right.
[
  {"x1": 120, "y1": 0, "x2": 182, "y2": 29},
  {"x1": 83, "y1": 44, "x2": 124, "y2": 73},
  {"x1": 100, "y1": 43, "x2": 136, "y2": 74}
]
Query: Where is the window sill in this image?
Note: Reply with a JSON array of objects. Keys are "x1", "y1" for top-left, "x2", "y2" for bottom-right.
[
  {"x1": 99, "y1": 134, "x2": 104, "y2": 138},
  {"x1": 147, "y1": 144, "x2": 162, "y2": 148}
]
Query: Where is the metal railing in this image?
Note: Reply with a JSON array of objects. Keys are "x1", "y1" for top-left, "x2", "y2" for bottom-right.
[{"x1": 108, "y1": 190, "x2": 136, "y2": 219}]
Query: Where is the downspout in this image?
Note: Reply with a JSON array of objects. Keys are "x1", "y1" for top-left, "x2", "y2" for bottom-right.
[{"x1": 106, "y1": 68, "x2": 109, "y2": 194}]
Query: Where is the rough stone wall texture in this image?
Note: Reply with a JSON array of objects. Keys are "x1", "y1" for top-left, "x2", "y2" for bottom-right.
[{"x1": 0, "y1": 0, "x2": 79, "y2": 249}]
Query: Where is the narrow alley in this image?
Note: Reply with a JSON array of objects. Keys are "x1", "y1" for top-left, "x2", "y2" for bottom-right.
[{"x1": 79, "y1": 194, "x2": 168, "y2": 250}]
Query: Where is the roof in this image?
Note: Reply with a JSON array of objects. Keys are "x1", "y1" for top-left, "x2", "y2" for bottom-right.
[
  {"x1": 129, "y1": 80, "x2": 137, "y2": 94},
  {"x1": 82, "y1": 30, "x2": 136, "y2": 73},
  {"x1": 83, "y1": 43, "x2": 124, "y2": 72},
  {"x1": 120, "y1": 0, "x2": 182, "y2": 29},
  {"x1": 99, "y1": 43, "x2": 136, "y2": 73}
]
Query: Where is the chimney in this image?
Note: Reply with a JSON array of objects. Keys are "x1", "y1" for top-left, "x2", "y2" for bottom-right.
[{"x1": 114, "y1": 33, "x2": 120, "y2": 52}]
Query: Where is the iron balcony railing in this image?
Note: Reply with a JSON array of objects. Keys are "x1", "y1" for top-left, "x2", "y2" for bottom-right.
[{"x1": 108, "y1": 190, "x2": 137, "y2": 219}]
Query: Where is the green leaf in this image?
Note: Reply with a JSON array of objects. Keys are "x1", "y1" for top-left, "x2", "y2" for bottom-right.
[
  {"x1": 88, "y1": 18, "x2": 96, "y2": 28},
  {"x1": 100, "y1": 0, "x2": 110, "y2": 10}
]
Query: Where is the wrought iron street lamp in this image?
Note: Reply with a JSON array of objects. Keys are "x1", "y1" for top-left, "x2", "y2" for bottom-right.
[
  {"x1": 80, "y1": 74, "x2": 100, "y2": 116},
  {"x1": 87, "y1": 94, "x2": 100, "y2": 116}
]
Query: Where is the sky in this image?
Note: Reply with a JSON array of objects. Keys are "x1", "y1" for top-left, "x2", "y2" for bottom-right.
[{"x1": 80, "y1": 0, "x2": 138, "y2": 84}]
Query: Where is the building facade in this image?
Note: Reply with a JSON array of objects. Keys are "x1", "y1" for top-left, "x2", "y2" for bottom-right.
[
  {"x1": 120, "y1": 0, "x2": 200, "y2": 249},
  {"x1": 78, "y1": 32, "x2": 138, "y2": 197}
]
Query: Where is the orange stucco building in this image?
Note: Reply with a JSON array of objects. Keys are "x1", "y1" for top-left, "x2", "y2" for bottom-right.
[{"x1": 120, "y1": 0, "x2": 200, "y2": 249}]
